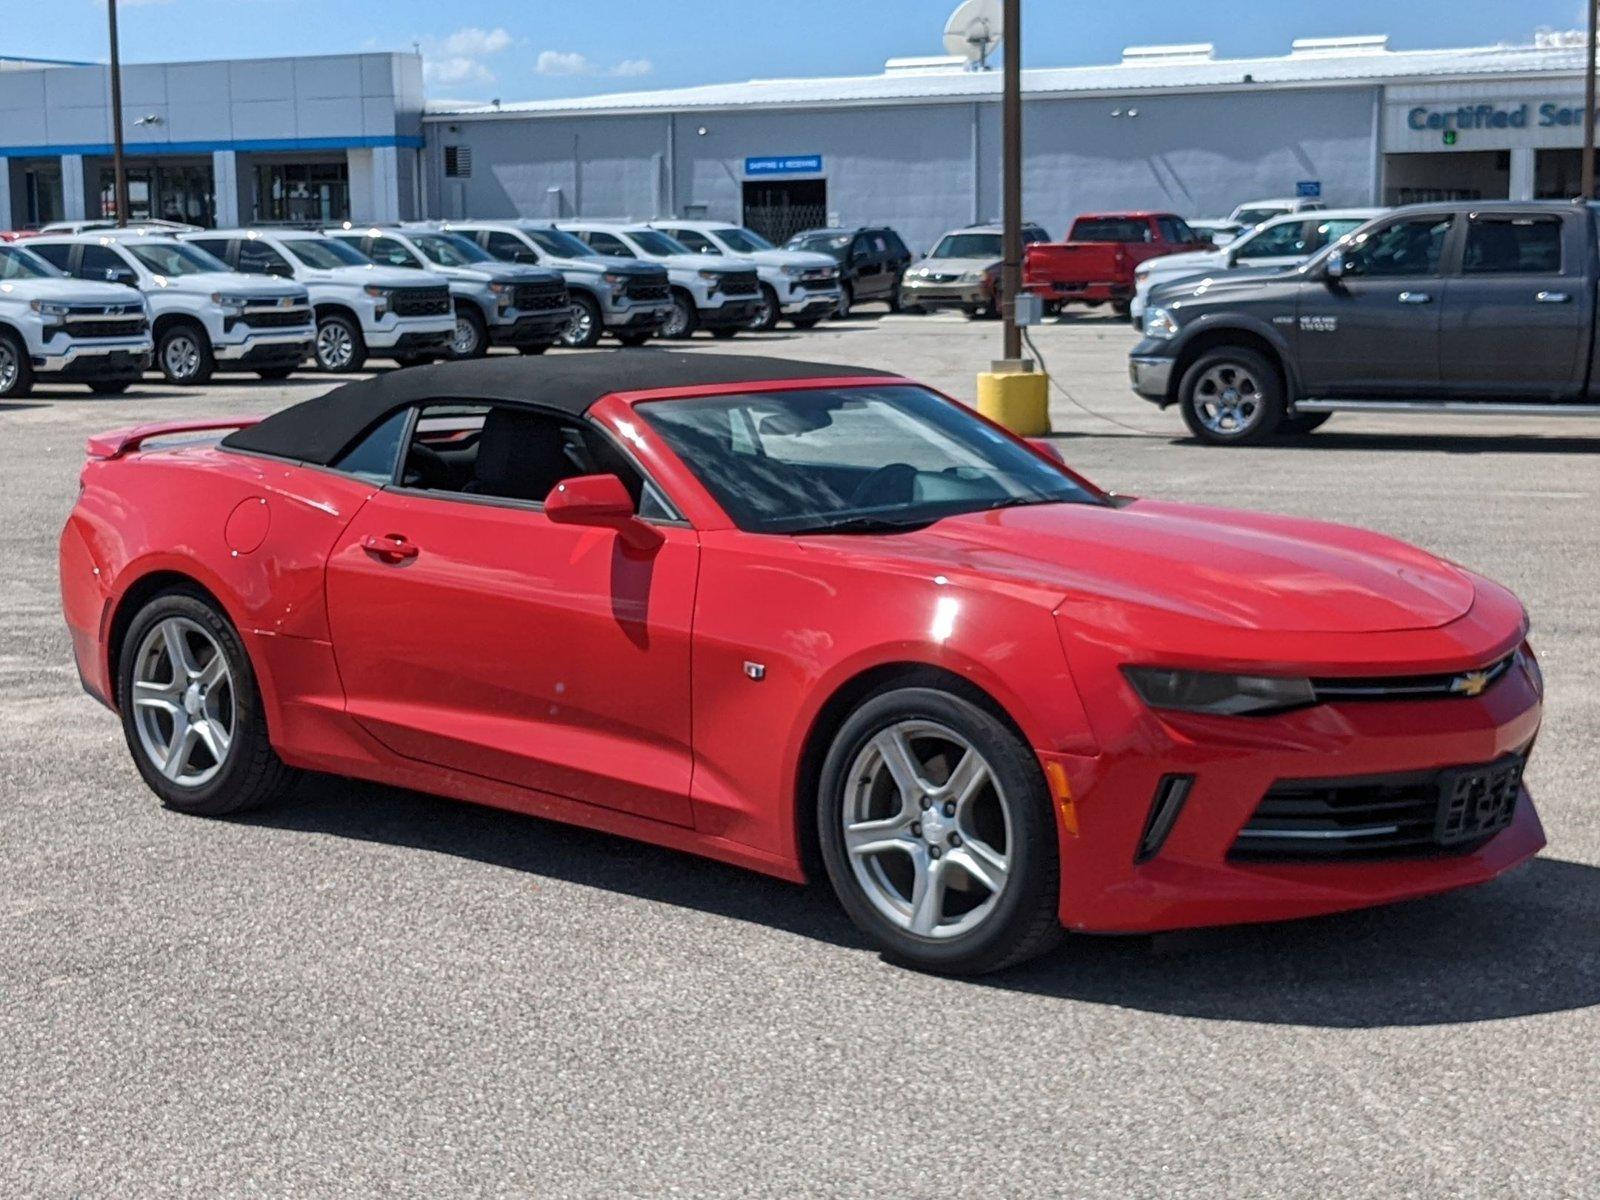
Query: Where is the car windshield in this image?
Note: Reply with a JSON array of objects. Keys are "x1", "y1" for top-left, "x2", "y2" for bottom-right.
[
  {"x1": 124, "y1": 241, "x2": 229, "y2": 275},
  {"x1": 790, "y1": 232, "x2": 850, "y2": 253},
  {"x1": 525, "y1": 228, "x2": 595, "y2": 257},
  {"x1": 283, "y1": 237, "x2": 369, "y2": 268},
  {"x1": 1233, "y1": 208, "x2": 1285, "y2": 227},
  {"x1": 930, "y1": 233, "x2": 1002, "y2": 259},
  {"x1": 0, "y1": 244, "x2": 58, "y2": 279},
  {"x1": 716, "y1": 227, "x2": 774, "y2": 253},
  {"x1": 627, "y1": 229, "x2": 690, "y2": 256},
  {"x1": 637, "y1": 385, "x2": 1099, "y2": 535},
  {"x1": 1071, "y1": 219, "x2": 1151, "y2": 243},
  {"x1": 411, "y1": 232, "x2": 493, "y2": 266}
]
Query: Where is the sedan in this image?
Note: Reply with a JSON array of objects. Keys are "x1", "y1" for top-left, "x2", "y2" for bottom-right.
[{"x1": 60, "y1": 354, "x2": 1545, "y2": 974}]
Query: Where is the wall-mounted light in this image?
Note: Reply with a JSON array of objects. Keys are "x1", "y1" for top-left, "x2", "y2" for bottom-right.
[
  {"x1": 132, "y1": 113, "x2": 163, "y2": 126},
  {"x1": 696, "y1": 126, "x2": 708, "y2": 136}
]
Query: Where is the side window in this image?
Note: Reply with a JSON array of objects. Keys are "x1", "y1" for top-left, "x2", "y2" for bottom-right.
[
  {"x1": 883, "y1": 230, "x2": 909, "y2": 257},
  {"x1": 1236, "y1": 221, "x2": 1309, "y2": 260},
  {"x1": 671, "y1": 229, "x2": 718, "y2": 254},
  {"x1": 79, "y1": 244, "x2": 131, "y2": 282},
  {"x1": 237, "y1": 240, "x2": 292, "y2": 276},
  {"x1": 1343, "y1": 217, "x2": 1452, "y2": 279},
  {"x1": 1462, "y1": 217, "x2": 1563, "y2": 275},
  {"x1": 367, "y1": 237, "x2": 422, "y2": 268},
  {"x1": 188, "y1": 237, "x2": 232, "y2": 263},
  {"x1": 1156, "y1": 217, "x2": 1185, "y2": 244},
  {"x1": 331, "y1": 409, "x2": 411, "y2": 484},
  {"x1": 485, "y1": 231, "x2": 536, "y2": 262},
  {"x1": 30, "y1": 243, "x2": 72, "y2": 271},
  {"x1": 871, "y1": 235, "x2": 888, "y2": 253},
  {"x1": 851, "y1": 235, "x2": 873, "y2": 261},
  {"x1": 584, "y1": 231, "x2": 633, "y2": 257}
]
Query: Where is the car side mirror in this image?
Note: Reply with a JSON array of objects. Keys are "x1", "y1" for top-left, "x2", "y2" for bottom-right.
[
  {"x1": 1027, "y1": 438, "x2": 1066, "y2": 466},
  {"x1": 544, "y1": 474, "x2": 661, "y2": 550},
  {"x1": 1324, "y1": 251, "x2": 1347, "y2": 282}
]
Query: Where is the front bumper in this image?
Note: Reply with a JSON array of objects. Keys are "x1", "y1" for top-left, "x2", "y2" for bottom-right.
[
  {"x1": 1032, "y1": 282, "x2": 1130, "y2": 303},
  {"x1": 901, "y1": 279, "x2": 987, "y2": 308},
  {"x1": 699, "y1": 299, "x2": 762, "y2": 329},
  {"x1": 1044, "y1": 662, "x2": 1545, "y2": 934},
  {"x1": 780, "y1": 292, "x2": 840, "y2": 317},
  {"x1": 214, "y1": 328, "x2": 316, "y2": 363},
  {"x1": 490, "y1": 311, "x2": 572, "y2": 346},
  {"x1": 38, "y1": 340, "x2": 153, "y2": 380},
  {"x1": 364, "y1": 314, "x2": 456, "y2": 352},
  {"x1": 603, "y1": 301, "x2": 672, "y2": 330},
  {"x1": 1129, "y1": 353, "x2": 1176, "y2": 402}
]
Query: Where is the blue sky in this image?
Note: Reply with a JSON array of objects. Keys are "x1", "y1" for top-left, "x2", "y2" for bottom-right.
[{"x1": 13, "y1": 0, "x2": 1588, "y2": 104}]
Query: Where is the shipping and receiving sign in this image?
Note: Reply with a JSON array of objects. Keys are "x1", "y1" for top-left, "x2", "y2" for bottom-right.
[{"x1": 745, "y1": 154, "x2": 824, "y2": 175}]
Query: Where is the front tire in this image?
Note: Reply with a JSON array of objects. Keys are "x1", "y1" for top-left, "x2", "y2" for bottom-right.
[
  {"x1": 662, "y1": 291, "x2": 699, "y2": 340},
  {"x1": 560, "y1": 293, "x2": 603, "y2": 348},
  {"x1": 817, "y1": 686, "x2": 1062, "y2": 976},
  {"x1": 116, "y1": 590, "x2": 299, "y2": 817},
  {"x1": 0, "y1": 330, "x2": 34, "y2": 398},
  {"x1": 1178, "y1": 347, "x2": 1286, "y2": 446},
  {"x1": 315, "y1": 313, "x2": 367, "y2": 373},
  {"x1": 157, "y1": 322, "x2": 215, "y2": 386},
  {"x1": 449, "y1": 304, "x2": 489, "y2": 359},
  {"x1": 749, "y1": 284, "x2": 780, "y2": 331},
  {"x1": 833, "y1": 282, "x2": 854, "y2": 320}
]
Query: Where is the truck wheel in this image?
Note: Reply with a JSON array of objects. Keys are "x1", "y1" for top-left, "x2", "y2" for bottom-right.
[
  {"x1": 615, "y1": 331, "x2": 654, "y2": 347},
  {"x1": 449, "y1": 305, "x2": 488, "y2": 359},
  {"x1": 1279, "y1": 412, "x2": 1332, "y2": 436},
  {"x1": 559, "y1": 294, "x2": 603, "y2": 349},
  {"x1": 662, "y1": 291, "x2": 698, "y2": 340},
  {"x1": 1178, "y1": 347, "x2": 1286, "y2": 446},
  {"x1": 834, "y1": 283, "x2": 854, "y2": 320},
  {"x1": 157, "y1": 322, "x2": 215, "y2": 385},
  {"x1": 315, "y1": 314, "x2": 367, "y2": 373},
  {"x1": 0, "y1": 331, "x2": 36, "y2": 398},
  {"x1": 749, "y1": 284, "x2": 780, "y2": 331},
  {"x1": 88, "y1": 380, "x2": 133, "y2": 395}
]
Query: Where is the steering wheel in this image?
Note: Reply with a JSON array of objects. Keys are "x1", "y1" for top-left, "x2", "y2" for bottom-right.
[{"x1": 847, "y1": 462, "x2": 919, "y2": 509}]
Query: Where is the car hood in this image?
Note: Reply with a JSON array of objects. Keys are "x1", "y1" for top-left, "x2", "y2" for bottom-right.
[
  {"x1": 431, "y1": 262, "x2": 561, "y2": 285},
  {"x1": 910, "y1": 256, "x2": 997, "y2": 276},
  {"x1": 736, "y1": 248, "x2": 837, "y2": 271},
  {"x1": 0, "y1": 277, "x2": 143, "y2": 305},
  {"x1": 1144, "y1": 249, "x2": 1227, "y2": 277},
  {"x1": 1148, "y1": 265, "x2": 1288, "y2": 303},
  {"x1": 850, "y1": 498, "x2": 1477, "y2": 634},
  {"x1": 297, "y1": 264, "x2": 449, "y2": 289},
  {"x1": 147, "y1": 271, "x2": 304, "y2": 297},
  {"x1": 649, "y1": 252, "x2": 755, "y2": 273}
]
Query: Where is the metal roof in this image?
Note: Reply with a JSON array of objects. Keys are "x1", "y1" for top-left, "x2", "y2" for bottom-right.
[{"x1": 425, "y1": 37, "x2": 1589, "y2": 120}]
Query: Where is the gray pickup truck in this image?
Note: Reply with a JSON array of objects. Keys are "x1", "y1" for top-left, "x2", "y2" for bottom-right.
[{"x1": 1129, "y1": 200, "x2": 1600, "y2": 444}]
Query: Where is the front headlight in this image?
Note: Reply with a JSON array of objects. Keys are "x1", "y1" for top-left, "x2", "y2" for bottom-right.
[
  {"x1": 211, "y1": 292, "x2": 252, "y2": 314},
  {"x1": 1143, "y1": 307, "x2": 1179, "y2": 339},
  {"x1": 487, "y1": 281, "x2": 510, "y2": 295},
  {"x1": 960, "y1": 270, "x2": 985, "y2": 284},
  {"x1": 1135, "y1": 264, "x2": 1152, "y2": 281},
  {"x1": 781, "y1": 265, "x2": 804, "y2": 278},
  {"x1": 1123, "y1": 667, "x2": 1315, "y2": 716},
  {"x1": 697, "y1": 270, "x2": 722, "y2": 282},
  {"x1": 601, "y1": 272, "x2": 630, "y2": 288},
  {"x1": 363, "y1": 285, "x2": 392, "y2": 300},
  {"x1": 29, "y1": 300, "x2": 70, "y2": 317}
]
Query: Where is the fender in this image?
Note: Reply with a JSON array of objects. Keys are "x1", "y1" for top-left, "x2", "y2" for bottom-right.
[{"x1": 1163, "y1": 311, "x2": 1304, "y2": 399}]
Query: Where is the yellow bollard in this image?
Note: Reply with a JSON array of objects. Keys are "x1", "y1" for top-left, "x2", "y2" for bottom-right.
[{"x1": 975, "y1": 367, "x2": 1050, "y2": 437}]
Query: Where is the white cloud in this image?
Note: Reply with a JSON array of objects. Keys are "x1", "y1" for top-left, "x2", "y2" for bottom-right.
[
  {"x1": 421, "y1": 26, "x2": 513, "y2": 86},
  {"x1": 536, "y1": 51, "x2": 654, "y2": 78}
]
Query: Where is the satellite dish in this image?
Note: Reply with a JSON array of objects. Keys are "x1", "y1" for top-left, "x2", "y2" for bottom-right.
[{"x1": 943, "y1": 0, "x2": 1003, "y2": 70}]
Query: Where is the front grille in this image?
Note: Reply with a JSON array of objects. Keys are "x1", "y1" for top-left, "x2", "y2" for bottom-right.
[
  {"x1": 924, "y1": 272, "x2": 961, "y2": 283},
  {"x1": 392, "y1": 286, "x2": 451, "y2": 317},
  {"x1": 68, "y1": 318, "x2": 147, "y2": 339},
  {"x1": 624, "y1": 279, "x2": 670, "y2": 302},
  {"x1": 1311, "y1": 654, "x2": 1515, "y2": 703},
  {"x1": 1230, "y1": 753, "x2": 1526, "y2": 863},
  {"x1": 513, "y1": 282, "x2": 568, "y2": 311},
  {"x1": 240, "y1": 307, "x2": 312, "y2": 329},
  {"x1": 714, "y1": 271, "x2": 760, "y2": 296}
]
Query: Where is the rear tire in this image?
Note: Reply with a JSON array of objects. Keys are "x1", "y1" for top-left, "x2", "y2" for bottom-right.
[
  {"x1": 116, "y1": 589, "x2": 300, "y2": 817},
  {"x1": 1178, "y1": 347, "x2": 1286, "y2": 446},
  {"x1": 0, "y1": 330, "x2": 34, "y2": 398},
  {"x1": 817, "y1": 686, "x2": 1063, "y2": 976},
  {"x1": 157, "y1": 322, "x2": 215, "y2": 385}
]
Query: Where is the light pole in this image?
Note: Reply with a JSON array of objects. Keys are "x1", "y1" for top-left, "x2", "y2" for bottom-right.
[
  {"x1": 1000, "y1": 0, "x2": 1022, "y2": 360},
  {"x1": 1585, "y1": 0, "x2": 1599, "y2": 200},
  {"x1": 107, "y1": 0, "x2": 130, "y2": 226}
]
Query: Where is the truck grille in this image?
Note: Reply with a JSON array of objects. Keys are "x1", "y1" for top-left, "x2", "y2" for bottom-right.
[
  {"x1": 624, "y1": 277, "x2": 670, "y2": 302},
  {"x1": 1310, "y1": 655, "x2": 1515, "y2": 703},
  {"x1": 714, "y1": 271, "x2": 760, "y2": 297},
  {"x1": 239, "y1": 306, "x2": 312, "y2": 329},
  {"x1": 1229, "y1": 753, "x2": 1526, "y2": 863},
  {"x1": 392, "y1": 286, "x2": 451, "y2": 317},
  {"x1": 513, "y1": 282, "x2": 569, "y2": 312},
  {"x1": 66, "y1": 316, "x2": 147, "y2": 339}
]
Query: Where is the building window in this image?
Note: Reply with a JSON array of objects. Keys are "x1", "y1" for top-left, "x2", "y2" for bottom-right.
[
  {"x1": 444, "y1": 146, "x2": 472, "y2": 179},
  {"x1": 23, "y1": 165, "x2": 64, "y2": 227},
  {"x1": 253, "y1": 161, "x2": 350, "y2": 224},
  {"x1": 97, "y1": 163, "x2": 215, "y2": 226}
]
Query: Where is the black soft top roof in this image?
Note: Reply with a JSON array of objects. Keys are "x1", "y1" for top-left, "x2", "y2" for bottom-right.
[{"x1": 222, "y1": 352, "x2": 898, "y2": 465}]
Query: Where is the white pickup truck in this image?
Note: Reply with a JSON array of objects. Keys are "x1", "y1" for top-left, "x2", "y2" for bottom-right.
[
  {"x1": 181, "y1": 229, "x2": 455, "y2": 372},
  {"x1": 28, "y1": 231, "x2": 313, "y2": 384},
  {"x1": 647, "y1": 219, "x2": 841, "y2": 330},
  {"x1": 0, "y1": 240, "x2": 151, "y2": 398}
]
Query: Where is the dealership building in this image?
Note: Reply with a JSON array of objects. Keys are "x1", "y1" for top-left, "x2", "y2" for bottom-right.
[{"x1": 1, "y1": 33, "x2": 1597, "y2": 252}]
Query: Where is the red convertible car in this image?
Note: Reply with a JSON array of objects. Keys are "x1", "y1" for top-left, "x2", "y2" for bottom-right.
[{"x1": 60, "y1": 354, "x2": 1545, "y2": 974}]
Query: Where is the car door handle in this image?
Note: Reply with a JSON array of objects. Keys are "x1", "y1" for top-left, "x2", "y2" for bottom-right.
[
  {"x1": 1536, "y1": 291, "x2": 1571, "y2": 304},
  {"x1": 1397, "y1": 291, "x2": 1432, "y2": 304},
  {"x1": 362, "y1": 533, "x2": 419, "y2": 563}
]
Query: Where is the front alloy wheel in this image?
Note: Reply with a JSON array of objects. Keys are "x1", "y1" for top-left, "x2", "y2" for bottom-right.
[
  {"x1": 450, "y1": 307, "x2": 488, "y2": 358},
  {"x1": 315, "y1": 315, "x2": 366, "y2": 373},
  {"x1": 818, "y1": 687, "x2": 1062, "y2": 975},
  {"x1": 662, "y1": 293, "x2": 697, "y2": 340},
  {"x1": 158, "y1": 325, "x2": 214, "y2": 385},
  {"x1": 748, "y1": 284, "x2": 779, "y2": 332},
  {"x1": 1178, "y1": 347, "x2": 1285, "y2": 446},
  {"x1": 559, "y1": 294, "x2": 602, "y2": 348},
  {"x1": 0, "y1": 331, "x2": 33, "y2": 398}
]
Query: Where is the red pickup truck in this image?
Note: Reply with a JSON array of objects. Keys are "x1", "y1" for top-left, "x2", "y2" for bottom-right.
[{"x1": 1023, "y1": 212, "x2": 1209, "y2": 316}]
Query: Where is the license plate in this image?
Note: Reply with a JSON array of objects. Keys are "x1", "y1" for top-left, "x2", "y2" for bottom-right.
[{"x1": 1434, "y1": 755, "x2": 1524, "y2": 846}]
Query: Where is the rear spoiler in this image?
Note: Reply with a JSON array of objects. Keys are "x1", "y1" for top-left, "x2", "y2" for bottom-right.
[{"x1": 85, "y1": 417, "x2": 262, "y2": 461}]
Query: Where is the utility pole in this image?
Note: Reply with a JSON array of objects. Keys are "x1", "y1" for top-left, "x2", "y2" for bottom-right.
[
  {"x1": 1586, "y1": 0, "x2": 1599, "y2": 200},
  {"x1": 107, "y1": 0, "x2": 130, "y2": 226},
  {"x1": 1000, "y1": 0, "x2": 1022, "y2": 359}
]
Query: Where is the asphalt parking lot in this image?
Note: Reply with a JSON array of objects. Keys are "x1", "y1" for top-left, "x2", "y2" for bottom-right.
[{"x1": 3, "y1": 311, "x2": 1597, "y2": 1198}]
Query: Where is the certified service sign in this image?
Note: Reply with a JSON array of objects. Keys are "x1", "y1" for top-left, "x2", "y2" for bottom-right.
[{"x1": 745, "y1": 155, "x2": 824, "y2": 176}]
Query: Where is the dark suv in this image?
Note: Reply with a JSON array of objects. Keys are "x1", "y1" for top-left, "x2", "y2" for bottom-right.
[{"x1": 785, "y1": 226, "x2": 913, "y2": 317}]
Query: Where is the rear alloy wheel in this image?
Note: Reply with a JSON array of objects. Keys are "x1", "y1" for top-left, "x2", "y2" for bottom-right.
[
  {"x1": 449, "y1": 305, "x2": 489, "y2": 359},
  {"x1": 117, "y1": 590, "x2": 299, "y2": 816},
  {"x1": 0, "y1": 331, "x2": 34, "y2": 398},
  {"x1": 560, "y1": 294, "x2": 603, "y2": 349},
  {"x1": 818, "y1": 687, "x2": 1062, "y2": 975},
  {"x1": 748, "y1": 284, "x2": 780, "y2": 331},
  {"x1": 1178, "y1": 347, "x2": 1286, "y2": 446},
  {"x1": 315, "y1": 314, "x2": 367, "y2": 373},
  {"x1": 662, "y1": 292, "x2": 698, "y2": 340},
  {"x1": 157, "y1": 323, "x2": 215, "y2": 386}
]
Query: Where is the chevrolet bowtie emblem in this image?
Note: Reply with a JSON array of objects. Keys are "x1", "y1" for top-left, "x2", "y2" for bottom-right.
[{"x1": 1451, "y1": 670, "x2": 1492, "y2": 698}]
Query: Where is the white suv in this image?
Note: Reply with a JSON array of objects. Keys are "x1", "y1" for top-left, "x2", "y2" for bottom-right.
[
  {"x1": 646, "y1": 220, "x2": 840, "y2": 330},
  {"x1": 328, "y1": 224, "x2": 571, "y2": 358},
  {"x1": 558, "y1": 222, "x2": 762, "y2": 340},
  {"x1": 0, "y1": 240, "x2": 151, "y2": 398},
  {"x1": 27, "y1": 231, "x2": 312, "y2": 384},
  {"x1": 181, "y1": 229, "x2": 455, "y2": 372}
]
